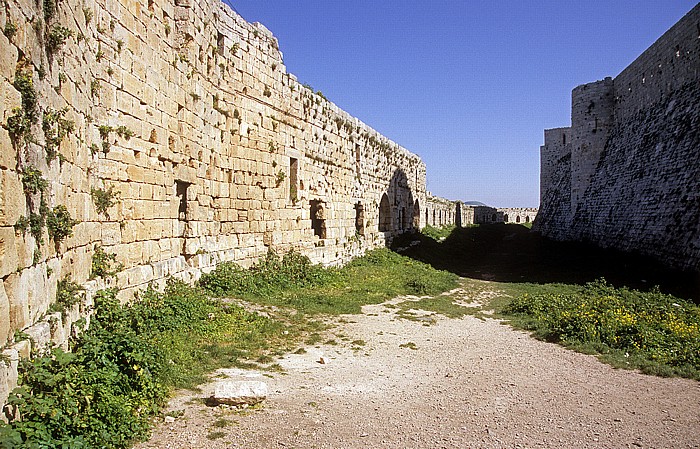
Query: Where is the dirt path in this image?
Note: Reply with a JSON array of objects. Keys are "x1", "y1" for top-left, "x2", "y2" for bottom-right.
[{"x1": 136, "y1": 281, "x2": 700, "y2": 449}]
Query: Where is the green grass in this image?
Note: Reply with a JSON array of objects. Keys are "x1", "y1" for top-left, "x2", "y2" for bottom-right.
[
  {"x1": 396, "y1": 295, "x2": 471, "y2": 321},
  {"x1": 0, "y1": 248, "x2": 457, "y2": 448},
  {"x1": 420, "y1": 224, "x2": 456, "y2": 241},
  {"x1": 490, "y1": 279, "x2": 700, "y2": 380},
  {"x1": 199, "y1": 248, "x2": 458, "y2": 315},
  {"x1": 0, "y1": 282, "x2": 291, "y2": 448}
]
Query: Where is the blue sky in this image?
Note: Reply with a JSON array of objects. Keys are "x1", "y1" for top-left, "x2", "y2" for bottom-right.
[{"x1": 224, "y1": 1, "x2": 697, "y2": 208}]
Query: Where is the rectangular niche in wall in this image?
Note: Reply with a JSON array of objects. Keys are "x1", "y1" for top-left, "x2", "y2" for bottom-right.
[
  {"x1": 289, "y1": 157, "x2": 298, "y2": 202},
  {"x1": 310, "y1": 199, "x2": 326, "y2": 239},
  {"x1": 175, "y1": 180, "x2": 191, "y2": 221},
  {"x1": 354, "y1": 202, "x2": 365, "y2": 236}
]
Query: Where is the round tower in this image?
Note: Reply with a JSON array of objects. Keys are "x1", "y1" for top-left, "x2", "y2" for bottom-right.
[{"x1": 570, "y1": 77, "x2": 614, "y2": 215}]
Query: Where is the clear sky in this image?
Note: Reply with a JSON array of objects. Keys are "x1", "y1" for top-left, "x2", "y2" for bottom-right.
[{"x1": 223, "y1": 1, "x2": 698, "y2": 208}]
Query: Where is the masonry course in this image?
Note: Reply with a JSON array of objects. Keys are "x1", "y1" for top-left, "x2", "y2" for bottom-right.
[
  {"x1": 535, "y1": 3, "x2": 700, "y2": 272},
  {"x1": 0, "y1": 0, "x2": 428, "y2": 405}
]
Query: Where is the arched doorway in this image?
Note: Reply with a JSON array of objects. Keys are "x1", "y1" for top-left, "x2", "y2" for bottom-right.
[
  {"x1": 412, "y1": 200, "x2": 421, "y2": 228},
  {"x1": 379, "y1": 193, "x2": 391, "y2": 231}
]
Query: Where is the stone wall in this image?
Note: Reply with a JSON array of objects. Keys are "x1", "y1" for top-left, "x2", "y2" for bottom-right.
[
  {"x1": 535, "y1": 3, "x2": 700, "y2": 271},
  {"x1": 498, "y1": 208, "x2": 537, "y2": 225},
  {"x1": 425, "y1": 195, "x2": 458, "y2": 227},
  {"x1": 425, "y1": 196, "x2": 507, "y2": 227},
  {"x1": 0, "y1": 0, "x2": 427, "y2": 405}
]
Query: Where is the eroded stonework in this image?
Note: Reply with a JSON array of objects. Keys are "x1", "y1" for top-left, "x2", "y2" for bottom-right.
[
  {"x1": 0, "y1": 0, "x2": 427, "y2": 404},
  {"x1": 535, "y1": 4, "x2": 700, "y2": 272}
]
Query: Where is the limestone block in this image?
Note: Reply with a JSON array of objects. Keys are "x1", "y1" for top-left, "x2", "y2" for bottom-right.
[
  {"x1": 101, "y1": 222, "x2": 122, "y2": 246},
  {"x1": 0, "y1": 227, "x2": 18, "y2": 278},
  {"x1": 0, "y1": 348, "x2": 19, "y2": 411},
  {"x1": 4, "y1": 272, "x2": 28, "y2": 333},
  {"x1": 0, "y1": 33, "x2": 18, "y2": 82},
  {"x1": 0, "y1": 129, "x2": 16, "y2": 170},
  {"x1": 24, "y1": 320, "x2": 51, "y2": 354},
  {"x1": 0, "y1": 282, "x2": 10, "y2": 346},
  {"x1": 0, "y1": 170, "x2": 25, "y2": 227}
]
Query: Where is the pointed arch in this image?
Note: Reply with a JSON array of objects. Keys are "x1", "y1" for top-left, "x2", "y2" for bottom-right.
[
  {"x1": 412, "y1": 199, "x2": 421, "y2": 229},
  {"x1": 379, "y1": 193, "x2": 391, "y2": 232}
]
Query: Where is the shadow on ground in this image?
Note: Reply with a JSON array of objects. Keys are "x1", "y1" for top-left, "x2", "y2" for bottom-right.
[{"x1": 391, "y1": 224, "x2": 700, "y2": 302}]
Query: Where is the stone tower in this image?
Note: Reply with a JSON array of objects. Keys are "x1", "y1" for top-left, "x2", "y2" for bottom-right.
[{"x1": 570, "y1": 77, "x2": 614, "y2": 215}]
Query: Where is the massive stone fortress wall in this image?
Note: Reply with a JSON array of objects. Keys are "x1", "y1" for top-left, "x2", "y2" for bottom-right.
[
  {"x1": 535, "y1": 4, "x2": 700, "y2": 271},
  {"x1": 0, "y1": 0, "x2": 427, "y2": 401}
]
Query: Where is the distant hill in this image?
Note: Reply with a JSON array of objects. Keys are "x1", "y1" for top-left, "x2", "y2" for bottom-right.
[{"x1": 462, "y1": 201, "x2": 488, "y2": 206}]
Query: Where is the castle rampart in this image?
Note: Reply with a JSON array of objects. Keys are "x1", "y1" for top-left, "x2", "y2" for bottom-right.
[
  {"x1": 535, "y1": 4, "x2": 700, "y2": 271},
  {"x1": 0, "y1": 0, "x2": 426, "y2": 403}
]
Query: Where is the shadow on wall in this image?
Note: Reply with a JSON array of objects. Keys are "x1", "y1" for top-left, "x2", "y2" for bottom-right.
[
  {"x1": 379, "y1": 169, "x2": 421, "y2": 243},
  {"x1": 392, "y1": 224, "x2": 700, "y2": 302}
]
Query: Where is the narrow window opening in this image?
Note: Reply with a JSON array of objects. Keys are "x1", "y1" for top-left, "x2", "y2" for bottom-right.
[
  {"x1": 289, "y1": 157, "x2": 298, "y2": 202},
  {"x1": 355, "y1": 144, "x2": 361, "y2": 178},
  {"x1": 413, "y1": 200, "x2": 421, "y2": 229},
  {"x1": 354, "y1": 202, "x2": 365, "y2": 236},
  {"x1": 401, "y1": 207, "x2": 407, "y2": 230},
  {"x1": 516, "y1": 216, "x2": 521, "y2": 223},
  {"x1": 310, "y1": 200, "x2": 326, "y2": 239},
  {"x1": 562, "y1": 133, "x2": 566, "y2": 145},
  {"x1": 504, "y1": 214, "x2": 509, "y2": 222},
  {"x1": 526, "y1": 215, "x2": 530, "y2": 223},
  {"x1": 379, "y1": 194, "x2": 391, "y2": 232},
  {"x1": 175, "y1": 180, "x2": 191, "y2": 221},
  {"x1": 492, "y1": 213, "x2": 496, "y2": 222},
  {"x1": 217, "y1": 32, "x2": 225, "y2": 56}
]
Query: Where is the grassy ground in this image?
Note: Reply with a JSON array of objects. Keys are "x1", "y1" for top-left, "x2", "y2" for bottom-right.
[
  {"x1": 394, "y1": 224, "x2": 700, "y2": 380},
  {"x1": 0, "y1": 248, "x2": 457, "y2": 448}
]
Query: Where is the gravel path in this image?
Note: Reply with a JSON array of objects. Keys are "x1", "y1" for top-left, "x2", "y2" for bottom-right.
[{"x1": 136, "y1": 281, "x2": 700, "y2": 449}]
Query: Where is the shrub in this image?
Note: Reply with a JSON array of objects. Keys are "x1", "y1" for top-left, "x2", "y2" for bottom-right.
[
  {"x1": 46, "y1": 25, "x2": 73, "y2": 54},
  {"x1": 4, "y1": 21, "x2": 17, "y2": 39},
  {"x1": 90, "y1": 246, "x2": 123, "y2": 279},
  {"x1": 91, "y1": 186, "x2": 119, "y2": 216},
  {"x1": 43, "y1": 108, "x2": 74, "y2": 162},
  {"x1": 503, "y1": 279, "x2": 700, "y2": 379},
  {"x1": 21, "y1": 166, "x2": 48, "y2": 194},
  {"x1": 46, "y1": 205, "x2": 79, "y2": 244}
]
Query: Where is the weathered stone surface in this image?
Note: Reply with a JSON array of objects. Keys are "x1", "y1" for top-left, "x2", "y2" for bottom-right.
[
  {"x1": 209, "y1": 380, "x2": 268, "y2": 407},
  {"x1": 0, "y1": 227, "x2": 18, "y2": 279},
  {"x1": 0, "y1": 283, "x2": 10, "y2": 347},
  {"x1": 536, "y1": 4, "x2": 700, "y2": 271}
]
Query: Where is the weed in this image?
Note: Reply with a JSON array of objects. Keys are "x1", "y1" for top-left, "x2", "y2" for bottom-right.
[
  {"x1": 91, "y1": 186, "x2": 119, "y2": 216},
  {"x1": 399, "y1": 342, "x2": 418, "y2": 350},
  {"x1": 21, "y1": 167, "x2": 48, "y2": 195},
  {"x1": 29, "y1": 212, "x2": 45, "y2": 245},
  {"x1": 14, "y1": 216, "x2": 30, "y2": 234},
  {"x1": 83, "y1": 7, "x2": 93, "y2": 23},
  {"x1": 275, "y1": 170, "x2": 286, "y2": 187},
  {"x1": 212, "y1": 418, "x2": 231, "y2": 428},
  {"x1": 200, "y1": 248, "x2": 457, "y2": 316},
  {"x1": 91, "y1": 79, "x2": 100, "y2": 97},
  {"x1": 421, "y1": 224, "x2": 456, "y2": 241},
  {"x1": 164, "y1": 23, "x2": 171, "y2": 36},
  {"x1": 46, "y1": 204, "x2": 79, "y2": 244},
  {"x1": 91, "y1": 246, "x2": 123, "y2": 279},
  {"x1": 0, "y1": 280, "x2": 288, "y2": 446},
  {"x1": 115, "y1": 125, "x2": 134, "y2": 139},
  {"x1": 46, "y1": 24, "x2": 73, "y2": 54},
  {"x1": 96, "y1": 43, "x2": 104, "y2": 61},
  {"x1": 43, "y1": 107, "x2": 74, "y2": 162},
  {"x1": 4, "y1": 21, "x2": 17, "y2": 39},
  {"x1": 498, "y1": 279, "x2": 700, "y2": 380},
  {"x1": 50, "y1": 277, "x2": 84, "y2": 314}
]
